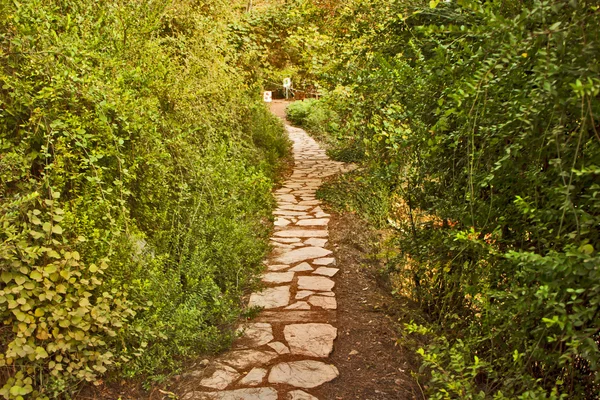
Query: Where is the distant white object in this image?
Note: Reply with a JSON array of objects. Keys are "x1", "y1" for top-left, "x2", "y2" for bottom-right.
[
  {"x1": 283, "y1": 78, "x2": 291, "y2": 88},
  {"x1": 263, "y1": 91, "x2": 272, "y2": 103}
]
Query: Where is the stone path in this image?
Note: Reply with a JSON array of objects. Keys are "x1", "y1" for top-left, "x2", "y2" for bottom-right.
[{"x1": 181, "y1": 125, "x2": 353, "y2": 400}]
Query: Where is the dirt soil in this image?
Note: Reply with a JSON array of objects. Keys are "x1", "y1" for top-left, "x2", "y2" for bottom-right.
[{"x1": 311, "y1": 211, "x2": 422, "y2": 400}]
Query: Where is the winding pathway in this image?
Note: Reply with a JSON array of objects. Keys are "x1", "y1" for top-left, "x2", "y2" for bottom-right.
[{"x1": 180, "y1": 124, "x2": 353, "y2": 400}]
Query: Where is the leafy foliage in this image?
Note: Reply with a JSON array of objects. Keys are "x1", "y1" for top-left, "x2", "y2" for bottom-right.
[
  {"x1": 0, "y1": 0, "x2": 289, "y2": 397},
  {"x1": 274, "y1": 0, "x2": 600, "y2": 397}
]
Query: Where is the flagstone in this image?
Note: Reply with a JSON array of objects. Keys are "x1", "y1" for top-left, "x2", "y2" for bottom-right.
[
  {"x1": 276, "y1": 247, "x2": 332, "y2": 264},
  {"x1": 267, "y1": 264, "x2": 290, "y2": 271},
  {"x1": 308, "y1": 296, "x2": 337, "y2": 310},
  {"x1": 267, "y1": 341, "x2": 290, "y2": 354},
  {"x1": 238, "y1": 367, "x2": 267, "y2": 386},
  {"x1": 304, "y1": 238, "x2": 327, "y2": 247},
  {"x1": 313, "y1": 267, "x2": 339, "y2": 277},
  {"x1": 287, "y1": 391, "x2": 319, "y2": 400},
  {"x1": 235, "y1": 323, "x2": 273, "y2": 349},
  {"x1": 296, "y1": 218, "x2": 329, "y2": 226},
  {"x1": 289, "y1": 262, "x2": 313, "y2": 272},
  {"x1": 312, "y1": 257, "x2": 336, "y2": 266},
  {"x1": 274, "y1": 229, "x2": 328, "y2": 238},
  {"x1": 248, "y1": 286, "x2": 290, "y2": 309},
  {"x1": 297, "y1": 276, "x2": 335, "y2": 291},
  {"x1": 199, "y1": 364, "x2": 240, "y2": 390},
  {"x1": 262, "y1": 272, "x2": 294, "y2": 284},
  {"x1": 182, "y1": 387, "x2": 278, "y2": 400},
  {"x1": 218, "y1": 350, "x2": 278, "y2": 370},
  {"x1": 285, "y1": 301, "x2": 311, "y2": 310},
  {"x1": 284, "y1": 323, "x2": 337, "y2": 357},
  {"x1": 268, "y1": 360, "x2": 339, "y2": 388}
]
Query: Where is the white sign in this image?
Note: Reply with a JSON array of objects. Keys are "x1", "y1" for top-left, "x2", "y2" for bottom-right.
[
  {"x1": 283, "y1": 78, "x2": 291, "y2": 88},
  {"x1": 263, "y1": 91, "x2": 272, "y2": 103}
]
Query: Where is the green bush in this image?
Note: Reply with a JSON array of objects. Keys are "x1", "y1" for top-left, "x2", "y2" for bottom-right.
[
  {"x1": 0, "y1": 0, "x2": 288, "y2": 397},
  {"x1": 274, "y1": 0, "x2": 600, "y2": 397}
]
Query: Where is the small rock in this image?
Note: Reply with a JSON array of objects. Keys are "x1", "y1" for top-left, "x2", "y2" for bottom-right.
[
  {"x1": 238, "y1": 367, "x2": 267, "y2": 386},
  {"x1": 268, "y1": 341, "x2": 291, "y2": 354},
  {"x1": 349, "y1": 350, "x2": 359, "y2": 356}
]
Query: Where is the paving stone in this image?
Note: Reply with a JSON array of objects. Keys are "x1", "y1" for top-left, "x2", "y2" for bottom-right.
[
  {"x1": 235, "y1": 323, "x2": 273, "y2": 349},
  {"x1": 304, "y1": 238, "x2": 328, "y2": 247},
  {"x1": 295, "y1": 290, "x2": 315, "y2": 299},
  {"x1": 267, "y1": 264, "x2": 290, "y2": 271},
  {"x1": 284, "y1": 323, "x2": 337, "y2": 357},
  {"x1": 285, "y1": 301, "x2": 311, "y2": 310},
  {"x1": 218, "y1": 350, "x2": 278, "y2": 370},
  {"x1": 182, "y1": 387, "x2": 278, "y2": 400},
  {"x1": 274, "y1": 229, "x2": 328, "y2": 238},
  {"x1": 272, "y1": 238, "x2": 302, "y2": 244},
  {"x1": 287, "y1": 390, "x2": 319, "y2": 400},
  {"x1": 262, "y1": 272, "x2": 294, "y2": 284},
  {"x1": 274, "y1": 210, "x2": 308, "y2": 216},
  {"x1": 268, "y1": 341, "x2": 290, "y2": 354},
  {"x1": 280, "y1": 205, "x2": 312, "y2": 211},
  {"x1": 277, "y1": 194, "x2": 298, "y2": 203},
  {"x1": 289, "y1": 262, "x2": 313, "y2": 272},
  {"x1": 319, "y1": 291, "x2": 335, "y2": 297},
  {"x1": 248, "y1": 286, "x2": 290, "y2": 309},
  {"x1": 199, "y1": 364, "x2": 240, "y2": 390},
  {"x1": 274, "y1": 218, "x2": 291, "y2": 227},
  {"x1": 297, "y1": 276, "x2": 335, "y2": 291},
  {"x1": 312, "y1": 257, "x2": 336, "y2": 266},
  {"x1": 313, "y1": 267, "x2": 339, "y2": 277},
  {"x1": 238, "y1": 367, "x2": 267, "y2": 386},
  {"x1": 308, "y1": 296, "x2": 337, "y2": 310},
  {"x1": 276, "y1": 247, "x2": 332, "y2": 264},
  {"x1": 296, "y1": 218, "x2": 329, "y2": 226},
  {"x1": 268, "y1": 360, "x2": 339, "y2": 388}
]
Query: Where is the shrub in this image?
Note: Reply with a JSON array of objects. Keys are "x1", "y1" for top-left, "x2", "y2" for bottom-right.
[{"x1": 0, "y1": 0, "x2": 288, "y2": 397}]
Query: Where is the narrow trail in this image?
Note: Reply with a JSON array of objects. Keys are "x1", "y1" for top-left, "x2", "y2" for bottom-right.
[{"x1": 179, "y1": 117, "x2": 354, "y2": 400}]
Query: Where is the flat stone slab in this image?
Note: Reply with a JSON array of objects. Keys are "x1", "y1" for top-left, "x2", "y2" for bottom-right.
[
  {"x1": 248, "y1": 286, "x2": 290, "y2": 309},
  {"x1": 268, "y1": 341, "x2": 290, "y2": 354},
  {"x1": 296, "y1": 218, "x2": 329, "y2": 226},
  {"x1": 304, "y1": 238, "x2": 327, "y2": 247},
  {"x1": 308, "y1": 296, "x2": 337, "y2": 310},
  {"x1": 313, "y1": 267, "x2": 339, "y2": 277},
  {"x1": 284, "y1": 323, "x2": 337, "y2": 357},
  {"x1": 275, "y1": 218, "x2": 291, "y2": 227},
  {"x1": 279, "y1": 205, "x2": 312, "y2": 211},
  {"x1": 267, "y1": 264, "x2": 290, "y2": 271},
  {"x1": 183, "y1": 387, "x2": 278, "y2": 400},
  {"x1": 262, "y1": 272, "x2": 294, "y2": 284},
  {"x1": 199, "y1": 364, "x2": 240, "y2": 390},
  {"x1": 268, "y1": 360, "x2": 339, "y2": 388},
  {"x1": 276, "y1": 247, "x2": 332, "y2": 265},
  {"x1": 297, "y1": 276, "x2": 335, "y2": 292},
  {"x1": 287, "y1": 391, "x2": 319, "y2": 400},
  {"x1": 289, "y1": 262, "x2": 313, "y2": 272},
  {"x1": 238, "y1": 367, "x2": 267, "y2": 386},
  {"x1": 235, "y1": 323, "x2": 273, "y2": 349},
  {"x1": 218, "y1": 350, "x2": 278, "y2": 370},
  {"x1": 272, "y1": 238, "x2": 301, "y2": 243},
  {"x1": 295, "y1": 290, "x2": 315, "y2": 300},
  {"x1": 312, "y1": 257, "x2": 335, "y2": 266},
  {"x1": 285, "y1": 301, "x2": 311, "y2": 310},
  {"x1": 274, "y1": 230, "x2": 328, "y2": 238}
]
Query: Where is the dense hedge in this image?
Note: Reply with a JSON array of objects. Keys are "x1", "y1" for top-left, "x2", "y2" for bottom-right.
[
  {"x1": 272, "y1": 0, "x2": 600, "y2": 398},
  {"x1": 0, "y1": 0, "x2": 288, "y2": 398}
]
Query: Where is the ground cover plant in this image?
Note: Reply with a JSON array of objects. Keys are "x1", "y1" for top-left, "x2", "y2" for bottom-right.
[
  {"x1": 261, "y1": 0, "x2": 600, "y2": 397},
  {"x1": 0, "y1": 0, "x2": 289, "y2": 398}
]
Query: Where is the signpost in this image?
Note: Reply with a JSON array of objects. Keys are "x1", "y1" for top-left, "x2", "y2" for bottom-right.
[
  {"x1": 263, "y1": 91, "x2": 272, "y2": 103},
  {"x1": 283, "y1": 78, "x2": 291, "y2": 99}
]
